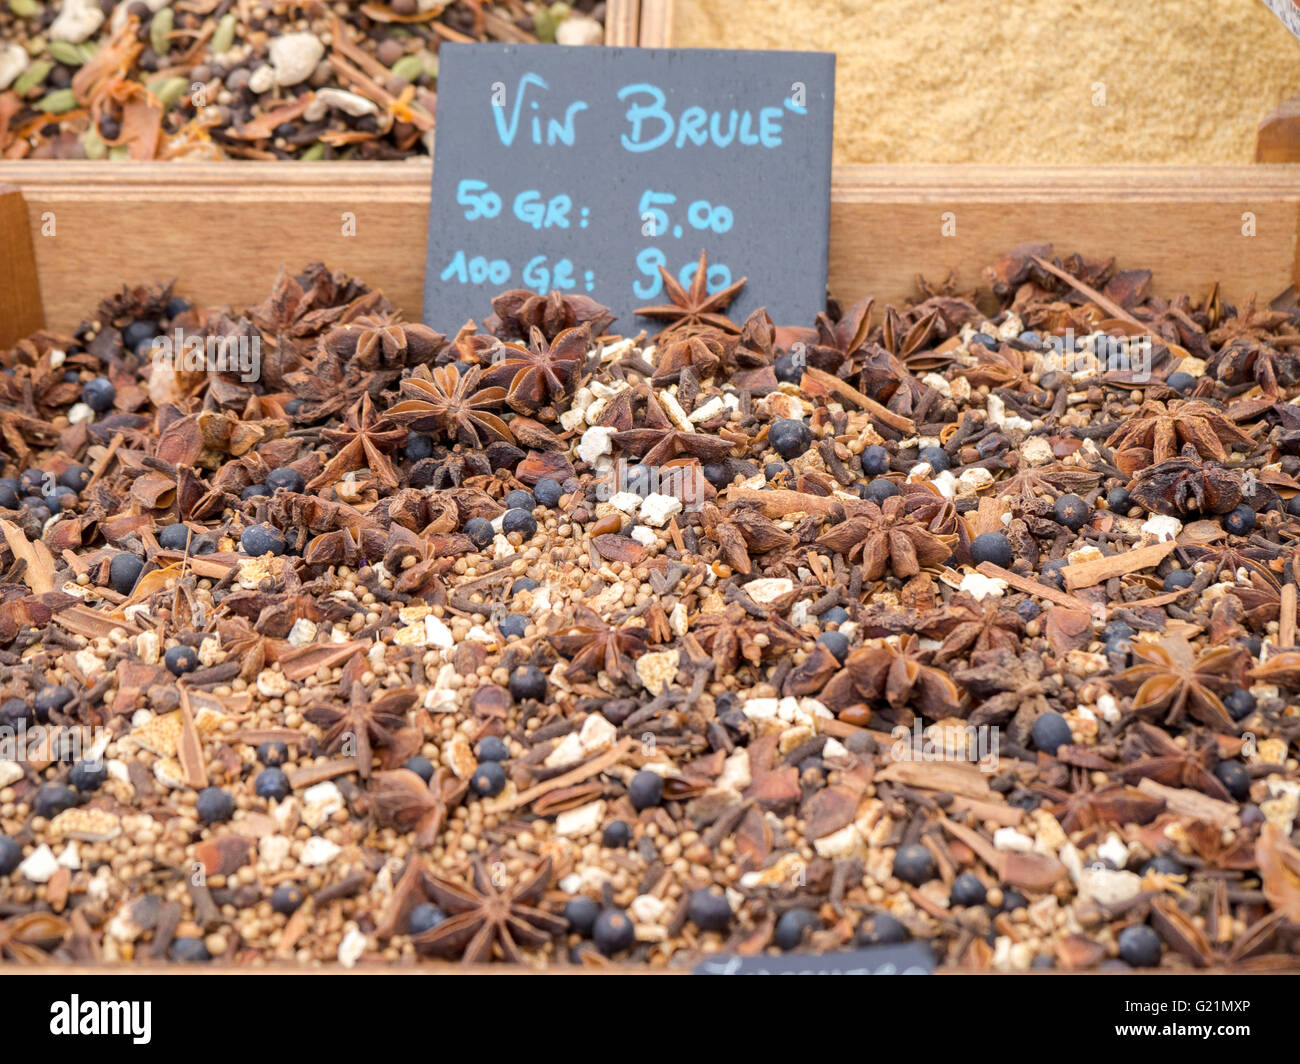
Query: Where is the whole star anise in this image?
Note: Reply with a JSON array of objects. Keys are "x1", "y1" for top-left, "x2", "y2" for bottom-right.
[
  {"x1": 412, "y1": 857, "x2": 567, "y2": 964},
  {"x1": 302, "y1": 658, "x2": 418, "y2": 777},
  {"x1": 479, "y1": 324, "x2": 588, "y2": 414},
  {"x1": 804, "y1": 297, "x2": 874, "y2": 373},
  {"x1": 921, "y1": 594, "x2": 1024, "y2": 664},
  {"x1": 320, "y1": 313, "x2": 445, "y2": 370},
  {"x1": 1115, "y1": 722, "x2": 1232, "y2": 801},
  {"x1": 307, "y1": 393, "x2": 407, "y2": 491},
  {"x1": 386, "y1": 364, "x2": 514, "y2": 447},
  {"x1": 816, "y1": 494, "x2": 957, "y2": 580},
  {"x1": 1112, "y1": 637, "x2": 1245, "y2": 731},
  {"x1": 1038, "y1": 778, "x2": 1166, "y2": 835},
  {"x1": 1106, "y1": 398, "x2": 1254, "y2": 475},
  {"x1": 698, "y1": 502, "x2": 794, "y2": 575},
  {"x1": 611, "y1": 389, "x2": 733, "y2": 466},
  {"x1": 830, "y1": 634, "x2": 963, "y2": 722},
  {"x1": 636, "y1": 249, "x2": 747, "y2": 341},
  {"x1": 1128, "y1": 446, "x2": 1243, "y2": 517},
  {"x1": 652, "y1": 331, "x2": 726, "y2": 383},
  {"x1": 549, "y1": 606, "x2": 648, "y2": 683},
  {"x1": 486, "y1": 288, "x2": 614, "y2": 342},
  {"x1": 368, "y1": 767, "x2": 468, "y2": 847},
  {"x1": 691, "y1": 601, "x2": 806, "y2": 676},
  {"x1": 856, "y1": 345, "x2": 932, "y2": 418}
]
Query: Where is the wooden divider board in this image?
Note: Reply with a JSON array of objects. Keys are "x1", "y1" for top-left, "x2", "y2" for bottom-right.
[
  {"x1": 0, "y1": 184, "x2": 43, "y2": 347},
  {"x1": 638, "y1": 0, "x2": 674, "y2": 47},
  {"x1": 604, "y1": 0, "x2": 642, "y2": 46},
  {"x1": 1, "y1": 162, "x2": 1298, "y2": 337},
  {"x1": 827, "y1": 165, "x2": 1300, "y2": 308}
]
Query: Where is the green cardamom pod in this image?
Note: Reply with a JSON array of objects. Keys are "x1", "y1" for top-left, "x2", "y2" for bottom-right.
[
  {"x1": 36, "y1": 87, "x2": 77, "y2": 114},
  {"x1": 108, "y1": 143, "x2": 131, "y2": 161},
  {"x1": 390, "y1": 55, "x2": 424, "y2": 83},
  {"x1": 81, "y1": 126, "x2": 107, "y2": 160},
  {"x1": 150, "y1": 75, "x2": 188, "y2": 110},
  {"x1": 47, "y1": 40, "x2": 85, "y2": 66},
  {"x1": 211, "y1": 12, "x2": 236, "y2": 56},
  {"x1": 74, "y1": 41, "x2": 98, "y2": 64},
  {"x1": 14, "y1": 59, "x2": 52, "y2": 96},
  {"x1": 298, "y1": 142, "x2": 326, "y2": 161},
  {"x1": 7, "y1": 0, "x2": 41, "y2": 18},
  {"x1": 150, "y1": 8, "x2": 174, "y2": 57}
]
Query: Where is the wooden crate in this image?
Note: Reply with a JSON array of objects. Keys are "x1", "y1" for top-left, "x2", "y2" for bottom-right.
[
  {"x1": 1, "y1": 0, "x2": 1298, "y2": 335},
  {"x1": 3, "y1": 163, "x2": 1299, "y2": 348}
]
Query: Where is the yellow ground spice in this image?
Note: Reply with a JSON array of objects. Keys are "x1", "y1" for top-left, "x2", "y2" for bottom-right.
[{"x1": 674, "y1": 0, "x2": 1300, "y2": 163}]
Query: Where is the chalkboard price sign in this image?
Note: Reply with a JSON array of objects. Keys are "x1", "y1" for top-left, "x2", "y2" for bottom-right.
[{"x1": 423, "y1": 43, "x2": 836, "y2": 334}]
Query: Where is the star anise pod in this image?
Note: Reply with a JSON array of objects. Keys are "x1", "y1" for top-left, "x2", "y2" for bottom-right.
[
  {"x1": 817, "y1": 494, "x2": 957, "y2": 580},
  {"x1": 876, "y1": 304, "x2": 940, "y2": 361},
  {"x1": 1106, "y1": 398, "x2": 1254, "y2": 475},
  {"x1": 652, "y1": 331, "x2": 726, "y2": 383},
  {"x1": 307, "y1": 393, "x2": 407, "y2": 491},
  {"x1": 1249, "y1": 649, "x2": 1300, "y2": 691},
  {"x1": 921, "y1": 594, "x2": 1024, "y2": 664},
  {"x1": 479, "y1": 324, "x2": 588, "y2": 414},
  {"x1": 1112, "y1": 637, "x2": 1245, "y2": 731},
  {"x1": 320, "y1": 313, "x2": 446, "y2": 371},
  {"x1": 1206, "y1": 336, "x2": 1296, "y2": 396},
  {"x1": 856, "y1": 344, "x2": 933, "y2": 417},
  {"x1": 635, "y1": 249, "x2": 747, "y2": 341},
  {"x1": 698, "y1": 502, "x2": 793, "y2": 575},
  {"x1": 1207, "y1": 296, "x2": 1292, "y2": 348},
  {"x1": 1114, "y1": 722, "x2": 1232, "y2": 801},
  {"x1": 611, "y1": 389, "x2": 733, "y2": 466},
  {"x1": 1192, "y1": 540, "x2": 1278, "y2": 586},
  {"x1": 549, "y1": 606, "x2": 648, "y2": 682},
  {"x1": 804, "y1": 297, "x2": 874, "y2": 373},
  {"x1": 486, "y1": 289, "x2": 614, "y2": 342},
  {"x1": 413, "y1": 857, "x2": 567, "y2": 964},
  {"x1": 1038, "y1": 778, "x2": 1166, "y2": 835},
  {"x1": 302, "y1": 657, "x2": 418, "y2": 777},
  {"x1": 724, "y1": 307, "x2": 777, "y2": 371},
  {"x1": 835, "y1": 635, "x2": 962, "y2": 722},
  {"x1": 958, "y1": 345, "x2": 1029, "y2": 389},
  {"x1": 951, "y1": 647, "x2": 1061, "y2": 726},
  {"x1": 994, "y1": 463, "x2": 1101, "y2": 502},
  {"x1": 368, "y1": 767, "x2": 468, "y2": 847},
  {"x1": 691, "y1": 602, "x2": 806, "y2": 676},
  {"x1": 0, "y1": 912, "x2": 69, "y2": 964},
  {"x1": 303, "y1": 522, "x2": 390, "y2": 569},
  {"x1": 1257, "y1": 824, "x2": 1300, "y2": 922},
  {"x1": 223, "y1": 566, "x2": 356, "y2": 638},
  {"x1": 1128, "y1": 446, "x2": 1243, "y2": 517},
  {"x1": 386, "y1": 364, "x2": 514, "y2": 447},
  {"x1": 249, "y1": 263, "x2": 376, "y2": 369}
]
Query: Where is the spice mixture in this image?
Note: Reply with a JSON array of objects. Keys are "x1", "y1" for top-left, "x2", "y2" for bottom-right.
[
  {"x1": 675, "y1": 0, "x2": 1300, "y2": 165},
  {"x1": 3, "y1": 245, "x2": 1300, "y2": 970},
  {"x1": 0, "y1": 1, "x2": 606, "y2": 161}
]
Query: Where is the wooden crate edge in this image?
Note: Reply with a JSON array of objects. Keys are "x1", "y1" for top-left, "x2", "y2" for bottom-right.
[
  {"x1": 0, "y1": 183, "x2": 43, "y2": 347},
  {"x1": 639, "y1": 0, "x2": 673, "y2": 47},
  {"x1": 3, "y1": 164, "x2": 1299, "y2": 335},
  {"x1": 605, "y1": 0, "x2": 642, "y2": 46}
]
